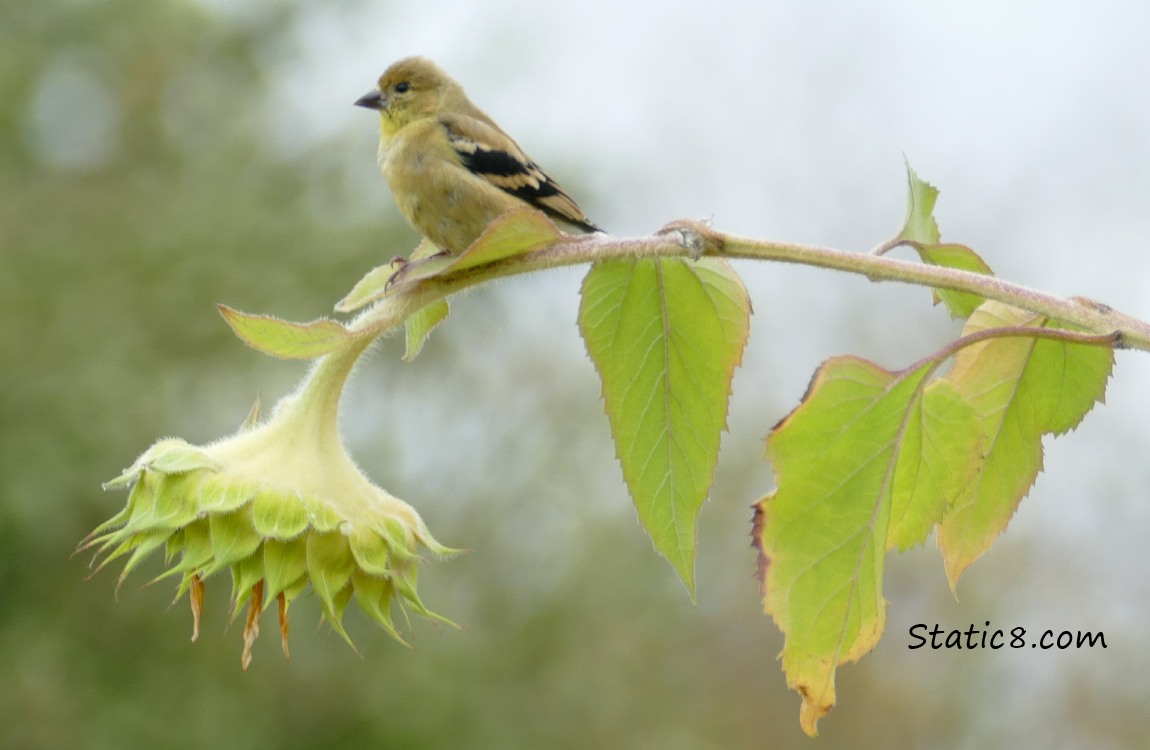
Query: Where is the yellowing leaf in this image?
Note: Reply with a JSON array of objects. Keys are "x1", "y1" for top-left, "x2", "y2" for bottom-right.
[
  {"x1": 939, "y1": 301, "x2": 1114, "y2": 587},
  {"x1": 754, "y1": 356, "x2": 981, "y2": 736},
  {"x1": 579, "y1": 257, "x2": 750, "y2": 597},
  {"x1": 219, "y1": 305, "x2": 351, "y2": 360}
]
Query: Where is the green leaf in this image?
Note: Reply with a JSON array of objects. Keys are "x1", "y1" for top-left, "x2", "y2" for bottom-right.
[
  {"x1": 446, "y1": 207, "x2": 563, "y2": 272},
  {"x1": 897, "y1": 163, "x2": 994, "y2": 319},
  {"x1": 887, "y1": 380, "x2": 985, "y2": 551},
  {"x1": 383, "y1": 254, "x2": 456, "y2": 289},
  {"x1": 938, "y1": 301, "x2": 1114, "y2": 587},
  {"x1": 916, "y1": 243, "x2": 994, "y2": 319},
  {"x1": 403, "y1": 300, "x2": 450, "y2": 362},
  {"x1": 898, "y1": 162, "x2": 941, "y2": 245},
  {"x1": 883, "y1": 381, "x2": 984, "y2": 549},
  {"x1": 382, "y1": 209, "x2": 564, "y2": 295},
  {"x1": 335, "y1": 241, "x2": 434, "y2": 313},
  {"x1": 754, "y1": 355, "x2": 980, "y2": 736},
  {"x1": 579, "y1": 257, "x2": 750, "y2": 597},
  {"x1": 335, "y1": 260, "x2": 403, "y2": 313},
  {"x1": 218, "y1": 305, "x2": 351, "y2": 360}
]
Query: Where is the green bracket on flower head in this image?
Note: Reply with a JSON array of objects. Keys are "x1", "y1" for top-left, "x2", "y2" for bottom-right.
[
  {"x1": 304, "y1": 531, "x2": 365, "y2": 649},
  {"x1": 353, "y1": 571, "x2": 406, "y2": 644},
  {"x1": 209, "y1": 507, "x2": 263, "y2": 569},
  {"x1": 101, "y1": 438, "x2": 220, "y2": 490},
  {"x1": 230, "y1": 553, "x2": 267, "y2": 620},
  {"x1": 198, "y1": 473, "x2": 260, "y2": 515},
  {"x1": 262, "y1": 537, "x2": 309, "y2": 606},
  {"x1": 252, "y1": 489, "x2": 310, "y2": 540},
  {"x1": 348, "y1": 526, "x2": 392, "y2": 577},
  {"x1": 83, "y1": 339, "x2": 460, "y2": 666},
  {"x1": 158, "y1": 520, "x2": 214, "y2": 585}
]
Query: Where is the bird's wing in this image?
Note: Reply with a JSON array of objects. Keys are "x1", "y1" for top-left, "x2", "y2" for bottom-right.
[{"x1": 439, "y1": 113, "x2": 600, "y2": 232}]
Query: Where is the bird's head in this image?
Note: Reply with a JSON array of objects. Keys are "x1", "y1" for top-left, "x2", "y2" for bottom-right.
[{"x1": 355, "y1": 56, "x2": 462, "y2": 134}]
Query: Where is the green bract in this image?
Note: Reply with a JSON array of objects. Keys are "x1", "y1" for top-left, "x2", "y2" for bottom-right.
[{"x1": 82, "y1": 356, "x2": 457, "y2": 668}]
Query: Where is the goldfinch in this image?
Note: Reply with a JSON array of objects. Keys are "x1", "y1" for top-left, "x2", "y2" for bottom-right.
[{"x1": 355, "y1": 56, "x2": 601, "y2": 255}]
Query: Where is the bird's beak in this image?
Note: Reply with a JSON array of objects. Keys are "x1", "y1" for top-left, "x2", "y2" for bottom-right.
[{"x1": 354, "y1": 90, "x2": 385, "y2": 111}]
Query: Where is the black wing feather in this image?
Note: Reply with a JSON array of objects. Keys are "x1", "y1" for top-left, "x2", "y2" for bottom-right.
[{"x1": 442, "y1": 117, "x2": 600, "y2": 232}]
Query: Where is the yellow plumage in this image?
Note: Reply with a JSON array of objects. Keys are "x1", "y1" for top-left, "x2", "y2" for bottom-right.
[{"x1": 355, "y1": 57, "x2": 600, "y2": 254}]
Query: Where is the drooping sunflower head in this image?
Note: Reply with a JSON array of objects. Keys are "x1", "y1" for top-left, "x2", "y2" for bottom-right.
[{"x1": 82, "y1": 422, "x2": 457, "y2": 668}]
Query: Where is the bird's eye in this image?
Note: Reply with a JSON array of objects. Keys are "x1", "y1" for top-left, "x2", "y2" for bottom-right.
[{"x1": 394, "y1": 81, "x2": 410, "y2": 94}]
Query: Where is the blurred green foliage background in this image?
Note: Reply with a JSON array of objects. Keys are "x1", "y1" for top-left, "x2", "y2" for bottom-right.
[{"x1": 3, "y1": 1, "x2": 1149, "y2": 748}]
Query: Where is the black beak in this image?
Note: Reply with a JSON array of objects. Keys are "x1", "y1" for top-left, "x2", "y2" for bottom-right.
[{"x1": 354, "y1": 90, "x2": 385, "y2": 110}]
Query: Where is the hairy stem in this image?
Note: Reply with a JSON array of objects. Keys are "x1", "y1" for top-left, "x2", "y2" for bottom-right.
[{"x1": 350, "y1": 220, "x2": 1150, "y2": 353}]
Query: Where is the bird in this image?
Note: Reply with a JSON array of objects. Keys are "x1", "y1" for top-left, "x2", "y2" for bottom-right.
[{"x1": 354, "y1": 56, "x2": 601, "y2": 255}]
